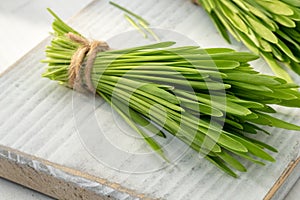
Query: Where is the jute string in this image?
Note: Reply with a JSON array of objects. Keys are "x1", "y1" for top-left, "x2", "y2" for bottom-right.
[
  {"x1": 66, "y1": 32, "x2": 109, "y2": 93},
  {"x1": 192, "y1": 0, "x2": 201, "y2": 6}
]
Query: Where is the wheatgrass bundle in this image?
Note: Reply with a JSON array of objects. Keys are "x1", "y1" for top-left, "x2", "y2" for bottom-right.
[
  {"x1": 43, "y1": 9, "x2": 300, "y2": 177},
  {"x1": 194, "y1": 0, "x2": 300, "y2": 82}
]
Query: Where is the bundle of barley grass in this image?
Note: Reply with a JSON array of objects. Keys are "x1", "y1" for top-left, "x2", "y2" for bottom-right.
[
  {"x1": 43, "y1": 9, "x2": 300, "y2": 177},
  {"x1": 194, "y1": 0, "x2": 300, "y2": 82}
]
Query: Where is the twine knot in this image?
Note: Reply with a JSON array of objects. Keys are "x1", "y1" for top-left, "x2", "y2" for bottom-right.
[{"x1": 66, "y1": 32, "x2": 109, "y2": 93}]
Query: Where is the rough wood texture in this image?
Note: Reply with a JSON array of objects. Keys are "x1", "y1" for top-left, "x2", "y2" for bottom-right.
[
  {"x1": 0, "y1": 0, "x2": 300, "y2": 200},
  {"x1": 0, "y1": 145, "x2": 149, "y2": 200}
]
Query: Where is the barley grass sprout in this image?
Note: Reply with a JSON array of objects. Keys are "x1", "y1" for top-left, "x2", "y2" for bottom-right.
[{"x1": 194, "y1": 0, "x2": 300, "y2": 82}]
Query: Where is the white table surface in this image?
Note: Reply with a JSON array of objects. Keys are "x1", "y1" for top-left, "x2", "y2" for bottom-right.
[{"x1": 0, "y1": 0, "x2": 299, "y2": 199}]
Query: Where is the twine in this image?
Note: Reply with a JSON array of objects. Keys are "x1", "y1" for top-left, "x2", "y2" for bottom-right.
[
  {"x1": 192, "y1": 0, "x2": 201, "y2": 6},
  {"x1": 66, "y1": 32, "x2": 109, "y2": 93}
]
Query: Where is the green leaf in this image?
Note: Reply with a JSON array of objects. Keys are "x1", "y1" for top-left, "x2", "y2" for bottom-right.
[
  {"x1": 276, "y1": 39, "x2": 300, "y2": 62},
  {"x1": 245, "y1": 15, "x2": 278, "y2": 43},
  {"x1": 225, "y1": 118, "x2": 244, "y2": 130},
  {"x1": 109, "y1": 1, "x2": 149, "y2": 25},
  {"x1": 179, "y1": 129, "x2": 222, "y2": 153},
  {"x1": 228, "y1": 80, "x2": 273, "y2": 92},
  {"x1": 225, "y1": 132, "x2": 276, "y2": 162},
  {"x1": 226, "y1": 95, "x2": 265, "y2": 109},
  {"x1": 243, "y1": 136, "x2": 278, "y2": 153},
  {"x1": 225, "y1": 73, "x2": 281, "y2": 86},
  {"x1": 198, "y1": 127, "x2": 248, "y2": 153},
  {"x1": 190, "y1": 93, "x2": 253, "y2": 117},
  {"x1": 180, "y1": 98, "x2": 224, "y2": 117},
  {"x1": 241, "y1": 123, "x2": 258, "y2": 134},
  {"x1": 124, "y1": 14, "x2": 147, "y2": 38},
  {"x1": 128, "y1": 108, "x2": 166, "y2": 138},
  {"x1": 246, "y1": 113, "x2": 272, "y2": 126},
  {"x1": 220, "y1": 2, "x2": 248, "y2": 34},
  {"x1": 236, "y1": 30, "x2": 260, "y2": 54},
  {"x1": 204, "y1": 48, "x2": 235, "y2": 54},
  {"x1": 259, "y1": 39, "x2": 273, "y2": 52},
  {"x1": 256, "y1": 0, "x2": 294, "y2": 16},
  {"x1": 273, "y1": 15, "x2": 296, "y2": 27},
  {"x1": 217, "y1": 151, "x2": 247, "y2": 172},
  {"x1": 210, "y1": 52, "x2": 259, "y2": 62},
  {"x1": 261, "y1": 52, "x2": 294, "y2": 83},
  {"x1": 232, "y1": 151, "x2": 266, "y2": 165},
  {"x1": 256, "y1": 112, "x2": 300, "y2": 130},
  {"x1": 206, "y1": 156, "x2": 238, "y2": 177},
  {"x1": 209, "y1": 11, "x2": 231, "y2": 43},
  {"x1": 281, "y1": 0, "x2": 300, "y2": 7}
]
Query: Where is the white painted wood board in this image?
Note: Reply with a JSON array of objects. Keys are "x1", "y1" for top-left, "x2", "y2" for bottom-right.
[
  {"x1": 0, "y1": 0, "x2": 92, "y2": 73},
  {"x1": 0, "y1": 0, "x2": 300, "y2": 199}
]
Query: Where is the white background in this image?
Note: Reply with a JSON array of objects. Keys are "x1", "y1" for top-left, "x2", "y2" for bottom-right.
[{"x1": 0, "y1": 0, "x2": 299, "y2": 199}]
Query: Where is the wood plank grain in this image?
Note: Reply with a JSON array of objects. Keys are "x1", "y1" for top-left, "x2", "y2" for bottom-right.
[
  {"x1": 0, "y1": 144, "x2": 150, "y2": 200},
  {"x1": 0, "y1": 0, "x2": 299, "y2": 200}
]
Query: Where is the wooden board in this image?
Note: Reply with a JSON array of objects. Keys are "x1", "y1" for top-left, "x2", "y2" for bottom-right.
[{"x1": 0, "y1": 0, "x2": 300, "y2": 199}]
